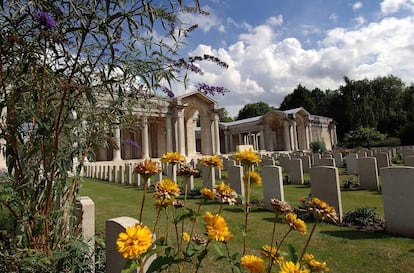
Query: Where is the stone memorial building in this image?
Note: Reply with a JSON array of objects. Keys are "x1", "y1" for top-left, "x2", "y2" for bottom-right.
[{"x1": 93, "y1": 91, "x2": 337, "y2": 162}]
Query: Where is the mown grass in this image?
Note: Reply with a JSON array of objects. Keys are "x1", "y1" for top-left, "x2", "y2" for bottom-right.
[{"x1": 79, "y1": 171, "x2": 414, "y2": 273}]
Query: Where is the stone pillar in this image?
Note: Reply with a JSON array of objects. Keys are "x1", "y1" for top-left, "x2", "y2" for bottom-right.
[
  {"x1": 291, "y1": 120, "x2": 298, "y2": 151},
  {"x1": 166, "y1": 115, "x2": 173, "y2": 152},
  {"x1": 305, "y1": 124, "x2": 310, "y2": 150},
  {"x1": 141, "y1": 116, "x2": 149, "y2": 159},
  {"x1": 177, "y1": 108, "x2": 185, "y2": 156},
  {"x1": 283, "y1": 120, "x2": 291, "y2": 151},
  {"x1": 238, "y1": 133, "x2": 243, "y2": 146},
  {"x1": 76, "y1": 196, "x2": 95, "y2": 271},
  {"x1": 224, "y1": 130, "x2": 230, "y2": 154},
  {"x1": 259, "y1": 127, "x2": 265, "y2": 151},
  {"x1": 213, "y1": 113, "x2": 221, "y2": 155}
]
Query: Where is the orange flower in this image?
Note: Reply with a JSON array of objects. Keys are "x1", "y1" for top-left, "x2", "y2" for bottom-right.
[
  {"x1": 199, "y1": 155, "x2": 223, "y2": 169},
  {"x1": 203, "y1": 211, "x2": 232, "y2": 242},
  {"x1": 134, "y1": 159, "x2": 162, "y2": 179},
  {"x1": 241, "y1": 255, "x2": 265, "y2": 273},
  {"x1": 233, "y1": 149, "x2": 261, "y2": 167},
  {"x1": 160, "y1": 151, "x2": 185, "y2": 165},
  {"x1": 284, "y1": 213, "x2": 307, "y2": 234}
]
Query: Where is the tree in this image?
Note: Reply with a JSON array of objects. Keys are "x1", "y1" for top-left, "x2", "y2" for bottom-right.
[
  {"x1": 218, "y1": 107, "x2": 234, "y2": 122},
  {"x1": 343, "y1": 127, "x2": 385, "y2": 148},
  {"x1": 236, "y1": 101, "x2": 275, "y2": 120},
  {"x1": 0, "y1": 0, "x2": 227, "y2": 270},
  {"x1": 279, "y1": 84, "x2": 316, "y2": 113}
]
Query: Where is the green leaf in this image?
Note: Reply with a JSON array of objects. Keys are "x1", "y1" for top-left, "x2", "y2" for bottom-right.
[
  {"x1": 146, "y1": 256, "x2": 176, "y2": 273},
  {"x1": 288, "y1": 244, "x2": 298, "y2": 263},
  {"x1": 121, "y1": 259, "x2": 138, "y2": 273}
]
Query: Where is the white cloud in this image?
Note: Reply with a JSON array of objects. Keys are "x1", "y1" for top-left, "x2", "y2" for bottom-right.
[
  {"x1": 179, "y1": 6, "x2": 221, "y2": 33},
  {"x1": 266, "y1": 15, "x2": 283, "y2": 26},
  {"x1": 329, "y1": 13, "x2": 339, "y2": 22},
  {"x1": 353, "y1": 2, "x2": 363, "y2": 10},
  {"x1": 179, "y1": 6, "x2": 414, "y2": 117},
  {"x1": 380, "y1": 0, "x2": 414, "y2": 14}
]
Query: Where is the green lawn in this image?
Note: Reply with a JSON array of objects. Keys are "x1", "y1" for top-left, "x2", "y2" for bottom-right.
[{"x1": 79, "y1": 174, "x2": 414, "y2": 273}]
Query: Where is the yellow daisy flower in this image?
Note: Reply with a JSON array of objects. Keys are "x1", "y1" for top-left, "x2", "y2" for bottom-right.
[
  {"x1": 160, "y1": 151, "x2": 185, "y2": 165},
  {"x1": 182, "y1": 232, "x2": 190, "y2": 242},
  {"x1": 214, "y1": 182, "x2": 238, "y2": 205},
  {"x1": 243, "y1": 171, "x2": 262, "y2": 185},
  {"x1": 279, "y1": 261, "x2": 310, "y2": 273},
  {"x1": 116, "y1": 224, "x2": 152, "y2": 259},
  {"x1": 134, "y1": 159, "x2": 162, "y2": 179},
  {"x1": 200, "y1": 187, "x2": 215, "y2": 200},
  {"x1": 154, "y1": 178, "x2": 180, "y2": 200},
  {"x1": 308, "y1": 198, "x2": 338, "y2": 223},
  {"x1": 233, "y1": 149, "x2": 261, "y2": 167},
  {"x1": 303, "y1": 253, "x2": 330, "y2": 272},
  {"x1": 284, "y1": 213, "x2": 307, "y2": 234},
  {"x1": 203, "y1": 211, "x2": 232, "y2": 242},
  {"x1": 261, "y1": 245, "x2": 284, "y2": 264},
  {"x1": 241, "y1": 254, "x2": 266, "y2": 273},
  {"x1": 199, "y1": 154, "x2": 224, "y2": 169}
]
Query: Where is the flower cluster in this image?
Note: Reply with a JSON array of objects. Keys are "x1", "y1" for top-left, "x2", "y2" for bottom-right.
[
  {"x1": 116, "y1": 224, "x2": 152, "y2": 259},
  {"x1": 303, "y1": 253, "x2": 330, "y2": 272},
  {"x1": 285, "y1": 213, "x2": 307, "y2": 234},
  {"x1": 160, "y1": 151, "x2": 185, "y2": 165},
  {"x1": 270, "y1": 198, "x2": 293, "y2": 214},
  {"x1": 241, "y1": 255, "x2": 265, "y2": 273},
  {"x1": 177, "y1": 164, "x2": 199, "y2": 177},
  {"x1": 308, "y1": 198, "x2": 338, "y2": 223},
  {"x1": 200, "y1": 187, "x2": 215, "y2": 200},
  {"x1": 261, "y1": 245, "x2": 284, "y2": 265},
  {"x1": 197, "y1": 83, "x2": 229, "y2": 96},
  {"x1": 233, "y1": 149, "x2": 261, "y2": 167},
  {"x1": 134, "y1": 159, "x2": 162, "y2": 179},
  {"x1": 203, "y1": 211, "x2": 232, "y2": 242},
  {"x1": 214, "y1": 182, "x2": 238, "y2": 205},
  {"x1": 243, "y1": 171, "x2": 262, "y2": 185},
  {"x1": 35, "y1": 11, "x2": 57, "y2": 29},
  {"x1": 123, "y1": 139, "x2": 139, "y2": 148},
  {"x1": 199, "y1": 155, "x2": 223, "y2": 169},
  {"x1": 279, "y1": 261, "x2": 310, "y2": 273},
  {"x1": 153, "y1": 178, "x2": 180, "y2": 200}
]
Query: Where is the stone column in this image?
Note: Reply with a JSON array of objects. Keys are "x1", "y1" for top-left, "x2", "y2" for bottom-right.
[
  {"x1": 177, "y1": 108, "x2": 185, "y2": 156},
  {"x1": 213, "y1": 113, "x2": 221, "y2": 155},
  {"x1": 229, "y1": 133, "x2": 234, "y2": 152},
  {"x1": 305, "y1": 124, "x2": 310, "y2": 150},
  {"x1": 113, "y1": 122, "x2": 122, "y2": 161},
  {"x1": 224, "y1": 130, "x2": 230, "y2": 154},
  {"x1": 291, "y1": 120, "x2": 298, "y2": 151},
  {"x1": 283, "y1": 120, "x2": 291, "y2": 151},
  {"x1": 166, "y1": 115, "x2": 173, "y2": 152},
  {"x1": 238, "y1": 133, "x2": 243, "y2": 146},
  {"x1": 259, "y1": 126, "x2": 265, "y2": 151},
  {"x1": 141, "y1": 116, "x2": 149, "y2": 159}
]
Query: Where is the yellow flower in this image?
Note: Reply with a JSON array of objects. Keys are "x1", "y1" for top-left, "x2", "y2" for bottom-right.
[
  {"x1": 279, "y1": 261, "x2": 310, "y2": 273},
  {"x1": 303, "y1": 253, "x2": 330, "y2": 272},
  {"x1": 116, "y1": 224, "x2": 152, "y2": 259},
  {"x1": 284, "y1": 213, "x2": 307, "y2": 234},
  {"x1": 182, "y1": 232, "x2": 190, "y2": 242},
  {"x1": 261, "y1": 245, "x2": 284, "y2": 264},
  {"x1": 154, "y1": 178, "x2": 180, "y2": 200},
  {"x1": 199, "y1": 155, "x2": 223, "y2": 169},
  {"x1": 160, "y1": 151, "x2": 185, "y2": 165},
  {"x1": 233, "y1": 149, "x2": 261, "y2": 167},
  {"x1": 154, "y1": 198, "x2": 171, "y2": 209},
  {"x1": 243, "y1": 171, "x2": 262, "y2": 185},
  {"x1": 203, "y1": 211, "x2": 232, "y2": 242},
  {"x1": 214, "y1": 182, "x2": 238, "y2": 205},
  {"x1": 134, "y1": 159, "x2": 162, "y2": 179},
  {"x1": 241, "y1": 255, "x2": 266, "y2": 273},
  {"x1": 200, "y1": 187, "x2": 215, "y2": 200},
  {"x1": 308, "y1": 198, "x2": 338, "y2": 223}
]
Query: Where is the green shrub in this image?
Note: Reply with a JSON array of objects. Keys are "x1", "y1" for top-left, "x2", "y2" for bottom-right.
[
  {"x1": 343, "y1": 207, "x2": 382, "y2": 228},
  {"x1": 310, "y1": 141, "x2": 327, "y2": 153}
]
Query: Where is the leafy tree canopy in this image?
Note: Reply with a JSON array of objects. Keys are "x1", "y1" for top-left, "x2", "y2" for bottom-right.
[{"x1": 236, "y1": 101, "x2": 275, "y2": 120}]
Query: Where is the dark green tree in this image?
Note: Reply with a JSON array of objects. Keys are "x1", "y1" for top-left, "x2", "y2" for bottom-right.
[
  {"x1": 236, "y1": 101, "x2": 275, "y2": 120},
  {"x1": 279, "y1": 84, "x2": 317, "y2": 113},
  {"x1": 218, "y1": 107, "x2": 234, "y2": 122}
]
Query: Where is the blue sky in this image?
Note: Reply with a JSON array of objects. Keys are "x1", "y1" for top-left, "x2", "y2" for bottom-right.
[{"x1": 173, "y1": 0, "x2": 414, "y2": 117}]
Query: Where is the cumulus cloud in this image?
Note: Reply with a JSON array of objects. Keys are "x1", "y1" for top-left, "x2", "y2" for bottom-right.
[
  {"x1": 353, "y1": 2, "x2": 363, "y2": 10},
  {"x1": 177, "y1": 6, "x2": 414, "y2": 117},
  {"x1": 266, "y1": 15, "x2": 283, "y2": 26},
  {"x1": 381, "y1": 0, "x2": 414, "y2": 14}
]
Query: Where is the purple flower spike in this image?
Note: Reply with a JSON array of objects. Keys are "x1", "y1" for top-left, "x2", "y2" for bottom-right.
[
  {"x1": 35, "y1": 11, "x2": 57, "y2": 29},
  {"x1": 122, "y1": 139, "x2": 139, "y2": 148}
]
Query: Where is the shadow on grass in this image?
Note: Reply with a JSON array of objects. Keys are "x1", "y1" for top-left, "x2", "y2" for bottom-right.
[{"x1": 320, "y1": 229, "x2": 388, "y2": 240}]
